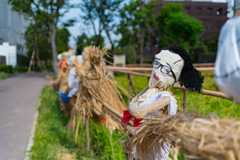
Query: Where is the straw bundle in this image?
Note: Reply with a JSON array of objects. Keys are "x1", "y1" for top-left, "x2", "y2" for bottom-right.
[
  {"x1": 73, "y1": 44, "x2": 127, "y2": 132},
  {"x1": 131, "y1": 111, "x2": 240, "y2": 160}
]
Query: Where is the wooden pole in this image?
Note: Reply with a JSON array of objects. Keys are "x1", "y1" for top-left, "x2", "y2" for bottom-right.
[
  {"x1": 128, "y1": 74, "x2": 137, "y2": 96},
  {"x1": 128, "y1": 74, "x2": 132, "y2": 105},
  {"x1": 183, "y1": 90, "x2": 188, "y2": 110},
  {"x1": 121, "y1": 140, "x2": 134, "y2": 160},
  {"x1": 86, "y1": 119, "x2": 90, "y2": 151},
  {"x1": 173, "y1": 84, "x2": 231, "y2": 101}
]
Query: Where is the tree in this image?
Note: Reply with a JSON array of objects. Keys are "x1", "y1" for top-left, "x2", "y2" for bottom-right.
[
  {"x1": 154, "y1": 3, "x2": 204, "y2": 52},
  {"x1": 75, "y1": 33, "x2": 105, "y2": 55},
  {"x1": 79, "y1": 0, "x2": 123, "y2": 55},
  {"x1": 25, "y1": 25, "x2": 70, "y2": 70},
  {"x1": 115, "y1": 45, "x2": 137, "y2": 64},
  {"x1": 117, "y1": 0, "x2": 157, "y2": 65},
  {"x1": 8, "y1": 0, "x2": 72, "y2": 76}
]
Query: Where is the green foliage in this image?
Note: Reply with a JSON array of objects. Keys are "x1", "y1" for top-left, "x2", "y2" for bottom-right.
[
  {"x1": 189, "y1": 44, "x2": 208, "y2": 63},
  {"x1": 115, "y1": 45, "x2": 137, "y2": 64},
  {"x1": 166, "y1": 12, "x2": 203, "y2": 51},
  {"x1": 0, "y1": 65, "x2": 12, "y2": 73},
  {"x1": 57, "y1": 28, "x2": 71, "y2": 53},
  {"x1": 79, "y1": 0, "x2": 122, "y2": 52},
  {"x1": 204, "y1": 36, "x2": 219, "y2": 53},
  {"x1": 154, "y1": 3, "x2": 203, "y2": 52},
  {"x1": 0, "y1": 72, "x2": 11, "y2": 79},
  {"x1": 13, "y1": 66, "x2": 29, "y2": 73},
  {"x1": 117, "y1": 0, "x2": 157, "y2": 52},
  {"x1": 31, "y1": 86, "x2": 127, "y2": 160},
  {"x1": 8, "y1": 0, "x2": 73, "y2": 76},
  {"x1": 25, "y1": 24, "x2": 71, "y2": 60},
  {"x1": 76, "y1": 33, "x2": 105, "y2": 55}
]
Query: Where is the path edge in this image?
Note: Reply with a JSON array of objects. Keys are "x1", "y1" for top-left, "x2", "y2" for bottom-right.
[{"x1": 24, "y1": 99, "x2": 40, "y2": 160}]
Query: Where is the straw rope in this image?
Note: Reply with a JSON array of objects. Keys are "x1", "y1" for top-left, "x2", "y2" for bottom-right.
[{"x1": 131, "y1": 111, "x2": 240, "y2": 160}]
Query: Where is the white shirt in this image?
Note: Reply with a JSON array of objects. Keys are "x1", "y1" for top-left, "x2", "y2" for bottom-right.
[
  {"x1": 215, "y1": 16, "x2": 240, "y2": 103},
  {"x1": 134, "y1": 91, "x2": 177, "y2": 160},
  {"x1": 68, "y1": 68, "x2": 80, "y2": 97}
]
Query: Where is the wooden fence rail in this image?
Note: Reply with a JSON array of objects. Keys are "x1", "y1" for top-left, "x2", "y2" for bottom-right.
[
  {"x1": 173, "y1": 84, "x2": 232, "y2": 109},
  {"x1": 109, "y1": 68, "x2": 231, "y2": 109},
  {"x1": 107, "y1": 66, "x2": 215, "y2": 72},
  {"x1": 121, "y1": 63, "x2": 215, "y2": 68}
]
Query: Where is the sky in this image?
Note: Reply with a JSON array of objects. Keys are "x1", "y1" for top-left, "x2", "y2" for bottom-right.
[
  {"x1": 61, "y1": 0, "x2": 234, "y2": 51},
  {"x1": 60, "y1": 0, "x2": 130, "y2": 51}
]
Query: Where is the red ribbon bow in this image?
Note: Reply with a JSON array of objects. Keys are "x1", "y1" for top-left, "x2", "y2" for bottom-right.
[{"x1": 122, "y1": 110, "x2": 143, "y2": 127}]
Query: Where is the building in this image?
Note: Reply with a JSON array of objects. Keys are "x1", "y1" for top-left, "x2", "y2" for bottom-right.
[
  {"x1": 145, "y1": 0, "x2": 228, "y2": 59},
  {"x1": 153, "y1": 0, "x2": 228, "y2": 39},
  {"x1": 0, "y1": 0, "x2": 29, "y2": 66}
]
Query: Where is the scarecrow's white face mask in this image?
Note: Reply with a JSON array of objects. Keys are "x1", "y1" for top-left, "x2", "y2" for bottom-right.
[{"x1": 149, "y1": 50, "x2": 184, "y2": 89}]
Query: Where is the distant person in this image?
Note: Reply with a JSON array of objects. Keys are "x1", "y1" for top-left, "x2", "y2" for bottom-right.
[{"x1": 214, "y1": 11, "x2": 240, "y2": 103}]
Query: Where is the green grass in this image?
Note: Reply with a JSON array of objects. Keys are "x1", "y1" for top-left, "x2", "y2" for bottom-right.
[
  {"x1": 114, "y1": 72, "x2": 240, "y2": 119},
  {"x1": 32, "y1": 72, "x2": 240, "y2": 160},
  {"x1": 0, "y1": 72, "x2": 11, "y2": 79},
  {"x1": 31, "y1": 86, "x2": 127, "y2": 160}
]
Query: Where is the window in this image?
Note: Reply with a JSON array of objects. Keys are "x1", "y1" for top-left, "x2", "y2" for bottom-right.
[
  {"x1": 217, "y1": 21, "x2": 223, "y2": 28},
  {"x1": 207, "y1": 7, "x2": 212, "y2": 14},
  {"x1": 217, "y1": 8, "x2": 223, "y2": 15},
  {"x1": 196, "y1": 7, "x2": 202, "y2": 14},
  {"x1": 185, "y1": 7, "x2": 191, "y2": 14},
  {"x1": 206, "y1": 20, "x2": 212, "y2": 29}
]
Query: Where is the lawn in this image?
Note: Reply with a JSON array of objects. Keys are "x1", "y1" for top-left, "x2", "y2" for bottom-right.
[
  {"x1": 30, "y1": 71, "x2": 240, "y2": 160},
  {"x1": 30, "y1": 86, "x2": 127, "y2": 160}
]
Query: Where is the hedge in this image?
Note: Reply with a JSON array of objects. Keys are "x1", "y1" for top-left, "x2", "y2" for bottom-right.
[{"x1": 0, "y1": 65, "x2": 12, "y2": 73}]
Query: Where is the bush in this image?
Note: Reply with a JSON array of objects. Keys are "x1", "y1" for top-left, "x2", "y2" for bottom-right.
[
  {"x1": 0, "y1": 65, "x2": 12, "y2": 73},
  {"x1": 0, "y1": 72, "x2": 10, "y2": 79},
  {"x1": 13, "y1": 66, "x2": 29, "y2": 73},
  {"x1": 115, "y1": 45, "x2": 137, "y2": 64},
  {"x1": 189, "y1": 45, "x2": 208, "y2": 63}
]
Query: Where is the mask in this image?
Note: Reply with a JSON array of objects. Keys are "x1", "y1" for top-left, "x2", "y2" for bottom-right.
[{"x1": 149, "y1": 50, "x2": 184, "y2": 89}]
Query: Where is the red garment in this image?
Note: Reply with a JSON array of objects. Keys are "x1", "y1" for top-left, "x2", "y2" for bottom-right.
[{"x1": 122, "y1": 110, "x2": 143, "y2": 127}]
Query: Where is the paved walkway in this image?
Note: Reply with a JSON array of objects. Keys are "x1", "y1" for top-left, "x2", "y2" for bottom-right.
[{"x1": 0, "y1": 72, "x2": 50, "y2": 160}]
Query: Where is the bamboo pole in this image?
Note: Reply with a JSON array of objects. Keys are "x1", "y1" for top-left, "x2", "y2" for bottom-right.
[
  {"x1": 128, "y1": 79, "x2": 132, "y2": 105},
  {"x1": 86, "y1": 119, "x2": 90, "y2": 151},
  {"x1": 106, "y1": 66, "x2": 215, "y2": 72},
  {"x1": 128, "y1": 74, "x2": 137, "y2": 96},
  {"x1": 173, "y1": 84, "x2": 232, "y2": 101},
  {"x1": 183, "y1": 90, "x2": 188, "y2": 110}
]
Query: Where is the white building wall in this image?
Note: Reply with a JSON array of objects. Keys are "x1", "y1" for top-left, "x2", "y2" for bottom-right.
[
  {"x1": 0, "y1": 42, "x2": 17, "y2": 67},
  {"x1": 0, "y1": 0, "x2": 29, "y2": 56}
]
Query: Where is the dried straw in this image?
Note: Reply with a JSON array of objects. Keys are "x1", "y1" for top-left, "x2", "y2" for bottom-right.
[
  {"x1": 131, "y1": 111, "x2": 240, "y2": 160},
  {"x1": 73, "y1": 44, "x2": 128, "y2": 133}
]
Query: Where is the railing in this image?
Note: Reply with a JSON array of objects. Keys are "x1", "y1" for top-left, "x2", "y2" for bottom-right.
[
  {"x1": 106, "y1": 66, "x2": 215, "y2": 72},
  {"x1": 108, "y1": 67, "x2": 231, "y2": 110},
  {"x1": 120, "y1": 63, "x2": 215, "y2": 68}
]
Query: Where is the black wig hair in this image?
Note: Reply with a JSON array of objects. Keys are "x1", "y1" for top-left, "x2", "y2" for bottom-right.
[{"x1": 169, "y1": 46, "x2": 204, "y2": 93}]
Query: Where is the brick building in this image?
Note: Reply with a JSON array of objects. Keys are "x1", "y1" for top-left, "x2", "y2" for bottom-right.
[{"x1": 146, "y1": 0, "x2": 228, "y2": 58}]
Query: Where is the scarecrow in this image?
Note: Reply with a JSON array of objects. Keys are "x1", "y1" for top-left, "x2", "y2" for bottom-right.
[
  {"x1": 123, "y1": 46, "x2": 204, "y2": 160},
  {"x1": 215, "y1": 11, "x2": 240, "y2": 103},
  {"x1": 66, "y1": 55, "x2": 83, "y2": 130},
  {"x1": 46, "y1": 51, "x2": 71, "y2": 116}
]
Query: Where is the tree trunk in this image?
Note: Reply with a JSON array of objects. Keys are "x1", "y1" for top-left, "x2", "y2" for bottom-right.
[
  {"x1": 50, "y1": 22, "x2": 58, "y2": 77},
  {"x1": 28, "y1": 50, "x2": 35, "y2": 72},
  {"x1": 35, "y1": 35, "x2": 42, "y2": 71},
  {"x1": 140, "y1": 1, "x2": 145, "y2": 66},
  {"x1": 140, "y1": 25, "x2": 145, "y2": 66}
]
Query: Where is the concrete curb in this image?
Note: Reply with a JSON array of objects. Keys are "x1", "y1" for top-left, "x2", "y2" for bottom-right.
[{"x1": 24, "y1": 101, "x2": 40, "y2": 160}]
